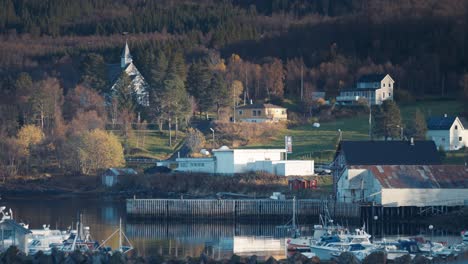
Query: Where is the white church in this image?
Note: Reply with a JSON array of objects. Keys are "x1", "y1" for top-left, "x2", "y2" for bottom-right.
[{"x1": 109, "y1": 42, "x2": 149, "y2": 106}]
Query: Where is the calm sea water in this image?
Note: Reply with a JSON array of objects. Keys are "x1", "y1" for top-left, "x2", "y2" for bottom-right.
[{"x1": 3, "y1": 196, "x2": 463, "y2": 259}]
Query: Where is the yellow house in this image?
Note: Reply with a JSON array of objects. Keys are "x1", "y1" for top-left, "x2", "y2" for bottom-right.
[{"x1": 236, "y1": 103, "x2": 287, "y2": 123}]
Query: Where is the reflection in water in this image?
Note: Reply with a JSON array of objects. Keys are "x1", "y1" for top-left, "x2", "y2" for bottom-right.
[
  {"x1": 126, "y1": 221, "x2": 300, "y2": 259},
  {"x1": 3, "y1": 196, "x2": 464, "y2": 259}
]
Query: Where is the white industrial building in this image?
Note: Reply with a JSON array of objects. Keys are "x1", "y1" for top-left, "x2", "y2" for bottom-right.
[
  {"x1": 337, "y1": 165, "x2": 468, "y2": 207},
  {"x1": 176, "y1": 146, "x2": 314, "y2": 176},
  {"x1": 427, "y1": 115, "x2": 467, "y2": 151}
]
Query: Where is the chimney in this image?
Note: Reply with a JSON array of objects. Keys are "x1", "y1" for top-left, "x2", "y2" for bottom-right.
[
  {"x1": 250, "y1": 99, "x2": 253, "y2": 105},
  {"x1": 444, "y1": 113, "x2": 447, "y2": 118},
  {"x1": 410, "y1": 137, "x2": 414, "y2": 146}
]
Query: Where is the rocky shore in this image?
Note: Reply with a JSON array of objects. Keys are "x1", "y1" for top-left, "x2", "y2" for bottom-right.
[{"x1": 3, "y1": 246, "x2": 468, "y2": 264}]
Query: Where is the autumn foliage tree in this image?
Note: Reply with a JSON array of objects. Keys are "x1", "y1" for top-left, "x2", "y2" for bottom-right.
[{"x1": 65, "y1": 129, "x2": 124, "y2": 175}]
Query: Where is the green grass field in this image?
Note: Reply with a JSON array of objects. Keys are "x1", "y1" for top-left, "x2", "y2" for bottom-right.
[
  {"x1": 111, "y1": 130, "x2": 186, "y2": 160},
  {"x1": 115, "y1": 99, "x2": 466, "y2": 164}
]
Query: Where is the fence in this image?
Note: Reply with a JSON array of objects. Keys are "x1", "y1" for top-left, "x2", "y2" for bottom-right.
[{"x1": 126, "y1": 199, "x2": 360, "y2": 219}]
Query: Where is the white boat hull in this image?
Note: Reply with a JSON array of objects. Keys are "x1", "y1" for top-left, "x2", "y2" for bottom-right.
[{"x1": 310, "y1": 246, "x2": 337, "y2": 261}]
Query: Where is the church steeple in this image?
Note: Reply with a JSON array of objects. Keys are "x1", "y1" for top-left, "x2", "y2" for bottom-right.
[{"x1": 121, "y1": 41, "x2": 133, "y2": 68}]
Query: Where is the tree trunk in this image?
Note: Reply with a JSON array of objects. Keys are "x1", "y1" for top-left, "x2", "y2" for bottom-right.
[
  {"x1": 158, "y1": 119, "x2": 163, "y2": 132},
  {"x1": 40, "y1": 110, "x2": 44, "y2": 130},
  {"x1": 168, "y1": 118, "x2": 172, "y2": 147},
  {"x1": 175, "y1": 116, "x2": 179, "y2": 141}
]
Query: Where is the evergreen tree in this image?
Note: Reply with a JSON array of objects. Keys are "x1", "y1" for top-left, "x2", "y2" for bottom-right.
[
  {"x1": 209, "y1": 72, "x2": 230, "y2": 118},
  {"x1": 186, "y1": 61, "x2": 211, "y2": 116},
  {"x1": 406, "y1": 109, "x2": 427, "y2": 140},
  {"x1": 161, "y1": 60, "x2": 191, "y2": 145},
  {"x1": 81, "y1": 53, "x2": 108, "y2": 93},
  {"x1": 148, "y1": 51, "x2": 169, "y2": 129},
  {"x1": 373, "y1": 100, "x2": 402, "y2": 140},
  {"x1": 15, "y1": 72, "x2": 33, "y2": 125},
  {"x1": 170, "y1": 51, "x2": 186, "y2": 81},
  {"x1": 113, "y1": 72, "x2": 136, "y2": 112}
]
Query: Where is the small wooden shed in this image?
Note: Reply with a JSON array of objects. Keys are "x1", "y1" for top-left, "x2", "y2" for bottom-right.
[
  {"x1": 101, "y1": 168, "x2": 138, "y2": 187},
  {"x1": 288, "y1": 178, "x2": 317, "y2": 190}
]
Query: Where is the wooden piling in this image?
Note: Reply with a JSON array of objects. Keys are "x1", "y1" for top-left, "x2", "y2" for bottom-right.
[{"x1": 126, "y1": 198, "x2": 361, "y2": 219}]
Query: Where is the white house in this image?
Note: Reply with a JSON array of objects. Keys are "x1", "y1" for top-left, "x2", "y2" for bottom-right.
[
  {"x1": 336, "y1": 74, "x2": 394, "y2": 105},
  {"x1": 337, "y1": 165, "x2": 468, "y2": 207},
  {"x1": 427, "y1": 115, "x2": 468, "y2": 151},
  {"x1": 175, "y1": 146, "x2": 314, "y2": 176},
  {"x1": 109, "y1": 42, "x2": 149, "y2": 106}
]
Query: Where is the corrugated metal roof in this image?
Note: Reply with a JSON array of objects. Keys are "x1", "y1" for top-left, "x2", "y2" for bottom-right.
[
  {"x1": 349, "y1": 165, "x2": 468, "y2": 189},
  {"x1": 107, "y1": 168, "x2": 138, "y2": 176}
]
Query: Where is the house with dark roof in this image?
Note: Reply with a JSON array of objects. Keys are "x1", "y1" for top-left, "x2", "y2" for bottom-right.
[
  {"x1": 427, "y1": 115, "x2": 467, "y2": 151},
  {"x1": 336, "y1": 165, "x2": 468, "y2": 206},
  {"x1": 332, "y1": 140, "x2": 441, "y2": 198},
  {"x1": 336, "y1": 74, "x2": 394, "y2": 105},
  {"x1": 235, "y1": 103, "x2": 287, "y2": 123}
]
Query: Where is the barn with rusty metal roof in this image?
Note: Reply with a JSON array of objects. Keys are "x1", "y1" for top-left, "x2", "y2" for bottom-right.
[{"x1": 337, "y1": 165, "x2": 468, "y2": 206}]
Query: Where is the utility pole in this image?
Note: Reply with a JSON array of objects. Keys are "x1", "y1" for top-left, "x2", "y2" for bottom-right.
[
  {"x1": 368, "y1": 90, "x2": 372, "y2": 139},
  {"x1": 300, "y1": 63, "x2": 304, "y2": 101},
  {"x1": 233, "y1": 84, "x2": 236, "y2": 123},
  {"x1": 244, "y1": 68, "x2": 248, "y2": 105}
]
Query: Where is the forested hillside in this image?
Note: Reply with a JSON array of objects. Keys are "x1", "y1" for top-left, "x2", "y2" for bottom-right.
[{"x1": 0, "y1": 0, "x2": 467, "y2": 177}]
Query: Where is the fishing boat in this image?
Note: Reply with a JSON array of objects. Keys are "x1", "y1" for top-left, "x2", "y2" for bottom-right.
[
  {"x1": 372, "y1": 240, "x2": 412, "y2": 261},
  {"x1": 97, "y1": 218, "x2": 133, "y2": 253},
  {"x1": 286, "y1": 204, "x2": 348, "y2": 252},
  {"x1": 27, "y1": 225, "x2": 70, "y2": 255},
  {"x1": 462, "y1": 230, "x2": 468, "y2": 242},
  {"x1": 59, "y1": 216, "x2": 100, "y2": 253},
  {"x1": 309, "y1": 228, "x2": 373, "y2": 261}
]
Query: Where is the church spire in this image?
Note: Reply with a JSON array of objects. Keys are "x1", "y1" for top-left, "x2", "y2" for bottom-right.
[{"x1": 121, "y1": 41, "x2": 133, "y2": 68}]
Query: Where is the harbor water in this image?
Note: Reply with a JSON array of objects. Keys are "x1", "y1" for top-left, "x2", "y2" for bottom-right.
[{"x1": 4, "y1": 196, "x2": 464, "y2": 259}]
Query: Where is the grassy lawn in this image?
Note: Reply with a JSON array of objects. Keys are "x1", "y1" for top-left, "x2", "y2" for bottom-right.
[
  {"x1": 110, "y1": 130, "x2": 186, "y2": 160},
  {"x1": 110, "y1": 100, "x2": 465, "y2": 164},
  {"x1": 244, "y1": 99, "x2": 465, "y2": 163}
]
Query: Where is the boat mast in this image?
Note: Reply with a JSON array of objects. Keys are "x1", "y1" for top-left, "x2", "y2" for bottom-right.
[
  {"x1": 292, "y1": 196, "x2": 296, "y2": 230},
  {"x1": 119, "y1": 218, "x2": 122, "y2": 251}
]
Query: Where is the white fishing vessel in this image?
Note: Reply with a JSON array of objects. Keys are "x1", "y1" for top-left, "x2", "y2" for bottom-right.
[
  {"x1": 372, "y1": 240, "x2": 411, "y2": 261},
  {"x1": 310, "y1": 228, "x2": 373, "y2": 261},
  {"x1": 286, "y1": 205, "x2": 348, "y2": 251},
  {"x1": 27, "y1": 225, "x2": 70, "y2": 255}
]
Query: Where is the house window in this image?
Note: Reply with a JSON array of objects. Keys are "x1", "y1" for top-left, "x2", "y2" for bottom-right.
[
  {"x1": 455, "y1": 125, "x2": 458, "y2": 130},
  {"x1": 389, "y1": 92, "x2": 391, "y2": 97},
  {"x1": 460, "y1": 137, "x2": 463, "y2": 142},
  {"x1": 257, "y1": 110, "x2": 261, "y2": 116},
  {"x1": 389, "y1": 83, "x2": 392, "y2": 87},
  {"x1": 238, "y1": 110, "x2": 243, "y2": 115},
  {"x1": 442, "y1": 138, "x2": 445, "y2": 141},
  {"x1": 383, "y1": 83, "x2": 385, "y2": 87},
  {"x1": 282, "y1": 110, "x2": 286, "y2": 115},
  {"x1": 252, "y1": 110, "x2": 257, "y2": 116}
]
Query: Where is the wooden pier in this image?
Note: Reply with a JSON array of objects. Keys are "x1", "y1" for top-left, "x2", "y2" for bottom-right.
[{"x1": 126, "y1": 199, "x2": 361, "y2": 219}]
